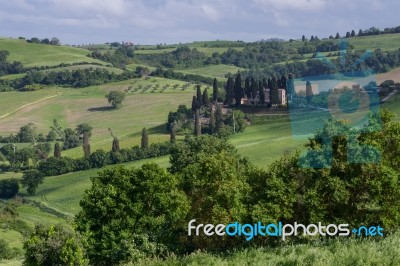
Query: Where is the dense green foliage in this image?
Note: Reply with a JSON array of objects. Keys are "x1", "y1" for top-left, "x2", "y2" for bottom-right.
[
  {"x1": 23, "y1": 224, "x2": 87, "y2": 265},
  {"x1": 0, "y1": 179, "x2": 19, "y2": 199},
  {"x1": 73, "y1": 110, "x2": 400, "y2": 264},
  {"x1": 106, "y1": 90, "x2": 125, "y2": 109}
]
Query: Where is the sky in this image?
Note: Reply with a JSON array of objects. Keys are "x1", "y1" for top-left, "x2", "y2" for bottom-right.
[{"x1": 1, "y1": 0, "x2": 399, "y2": 45}]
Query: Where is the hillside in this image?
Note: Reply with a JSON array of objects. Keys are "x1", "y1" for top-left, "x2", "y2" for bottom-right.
[{"x1": 1, "y1": 33, "x2": 400, "y2": 264}]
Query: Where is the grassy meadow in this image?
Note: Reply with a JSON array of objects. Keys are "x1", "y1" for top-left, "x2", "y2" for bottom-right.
[{"x1": 0, "y1": 38, "x2": 106, "y2": 67}]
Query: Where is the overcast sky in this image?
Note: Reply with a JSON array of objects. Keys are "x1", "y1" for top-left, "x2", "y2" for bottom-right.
[{"x1": 1, "y1": 0, "x2": 399, "y2": 45}]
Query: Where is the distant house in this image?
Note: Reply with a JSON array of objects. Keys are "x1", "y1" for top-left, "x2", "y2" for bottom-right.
[{"x1": 241, "y1": 88, "x2": 286, "y2": 105}]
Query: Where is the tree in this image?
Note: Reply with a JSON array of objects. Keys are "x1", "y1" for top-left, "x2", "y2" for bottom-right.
[
  {"x1": 358, "y1": 29, "x2": 363, "y2": 36},
  {"x1": 196, "y1": 85, "x2": 202, "y2": 107},
  {"x1": 141, "y1": 128, "x2": 149, "y2": 150},
  {"x1": 0, "y1": 179, "x2": 19, "y2": 199},
  {"x1": 23, "y1": 224, "x2": 87, "y2": 266},
  {"x1": 21, "y1": 169, "x2": 44, "y2": 196},
  {"x1": 76, "y1": 123, "x2": 93, "y2": 138},
  {"x1": 54, "y1": 143, "x2": 61, "y2": 158},
  {"x1": 225, "y1": 77, "x2": 235, "y2": 105},
  {"x1": 215, "y1": 104, "x2": 224, "y2": 133},
  {"x1": 170, "y1": 123, "x2": 176, "y2": 143},
  {"x1": 194, "y1": 109, "x2": 201, "y2": 136},
  {"x1": 335, "y1": 32, "x2": 340, "y2": 39},
  {"x1": 244, "y1": 76, "x2": 251, "y2": 98},
  {"x1": 50, "y1": 37, "x2": 60, "y2": 45},
  {"x1": 17, "y1": 123, "x2": 37, "y2": 143},
  {"x1": 250, "y1": 77, "x2": 257, "y2": 101},
  {"x1": 346, "y1": 32, "x2": 351, "y2": 38},
  {"x1": 302, "y1": 35, "x2": 306, "y2": 42},
  {"x1": 351, "y1": 30, "x2": 356, "y2": 37},
  {"x1": 212, "y1": 78, "x2": 218, "y2": 102},
  {"x1": 259, "y1": 80, "x2": 265, "y2": 104},
  {"x1": 191, "y1": 95, "x2": 198, "y2": 112},
  {"x1": 82, "y1": 132, "x2": 91, "y2": 158},
  {"x1": 234, "y1": 72, "x2": 243, "y2": 107},
  {"x1": 209, "y1": 108, "x2": 216, "y2": 134},
  {"x1": 270, "y1": 77, "x2": 280, "y2": 105},
  {"x1": 106, "y1": 91, "x2": 125, "y2": 109},
  {"x1": 75, "y1": 164, "x2": 188, "y2": 265},
  {"x1": 202, "y1": 88, "x2": 210, "y2": 106},
  {"x1": 63, "y1": 128, "x2": 81, "y2": 150},
  {"x1": 112, "y1": 137, "x2": 120, "y2": 153},
  {"x1": 306, "y1": 81, "x2": 313, "y2": 106}
]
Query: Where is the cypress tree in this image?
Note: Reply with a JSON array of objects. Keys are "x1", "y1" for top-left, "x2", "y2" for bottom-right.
[
  {"x1": 196, "y1": 85, "x2": 202, "y2": 107},
  {"x1": 271, "y1": 77, "x2": 280, "y2": 105},
  {"x1": 112, "y1": 137, "x2": 120, "y2": 153},
  {"x1": 245, "y1": 76, "x2": 251, "y2": 98},
  {"x1": 202, "y1": 88, "x2": 210, "y2": 106},
  {"x1": 346, "y1": 32, "x2": 351, "y2": 38},
  {"x1": 170, "y1": 123, "x2": 176, "y2": 143},
  {"x1": 287, "y1": 74, "x2": 295, "y2": 101},
  {"x1": 194, "y1": 109, "x2": 201, "y2": 136},
  {"x1": 302, "y1": 35, "x2": 306, "y2": 42},
  {"x1": 225, "y1": 77, "x2": 235, "y2": 105},
  {"x1": 212, "y1": 78, "x2": 218, "y2": 102},
  {"x1": 141, "y1": 128, "x2": 149, "y2": 149},
  {"x1": 351, "y1": 30, "x2": 356, "y2": 37},
  {"x1": 250, "y1": 77, "x2": 257, "y2": 101},
  {"x1": 306, "y1": 81, "x2": 313, "y2": 106},
  {"x1": 358, "y1": 29, "x2": 363, "y2": 36},
  {"x1": 82, "y1": 132, "x2": 91, "y2": 158},
  {"x1": 258, "y1": 80, "x2": 265, "y2": 104},
  {"x1": 191, "y1": 96, "x2": 198, "y2": 112},
  {"x1": 335, "y1": 32, "x2": 340, "y2": 39},
  {"x1": 215, "y1": 104, "x2": 223, "y2": 132},
  {"x1": 209, "y1": 107, "x2": 216, "y2": 134},
  {"x1": 234, "y1": 72, "x2": 242, "y2": 107},
  {"x1": 54, "y1": 143, "x2": 61, "y2": 158},
  {"x1": 280, "y1": 75, "x2": 287, "y2": 89}
]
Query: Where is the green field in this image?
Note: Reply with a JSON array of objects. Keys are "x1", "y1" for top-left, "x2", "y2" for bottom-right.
[
  {"x1": 0, "y1": 38, "x2": 106, "y2": 67},
  {"x1": 177, "y1": 64, "x2": 244, "y2": 78},
  {"x1": 27, "y1": 156, "x2": 170, "y2": 217},
  {"x1": 0, "y1": 78, "x2": 194, "y2": 158}
]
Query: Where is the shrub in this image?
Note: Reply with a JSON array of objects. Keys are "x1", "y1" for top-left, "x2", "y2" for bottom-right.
[
  {"x1": 23, "y1": 224, "x2": 87, "y2": 265},
  {"x1": 0, "y1": 179, "x2": 19, "y2": 199}
]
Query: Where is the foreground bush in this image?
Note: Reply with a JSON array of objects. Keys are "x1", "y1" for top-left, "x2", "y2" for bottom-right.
[{"x1": 23, "y1": 224, "x2": 87, "y2": 266}]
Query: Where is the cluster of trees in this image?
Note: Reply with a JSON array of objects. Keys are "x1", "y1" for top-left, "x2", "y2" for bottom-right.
[
  {"x1": 224, "y1": 72, "x2": 291, "y2": 107},
  {"x1": 39, "y1": 110, "x2": 399, "y2": 265},
  {"x1": 26, "y1": 37, "x2": 60, "y2": 46},
  {"x1": 90, "y1": 46, "x2": 134, "y2": 68},
  {"x1": 136, "y1": 46, "x2": 206, "y2": 69},
  {"x1": 0, "y1": 50, "x2": 24, "y2": 77},
  {"x1": 37, "y1": 141, "x2": 171, "y2": 178},
  {"x1": 245, "y1": 48, "x2": 400, "y2": 81},
  {"x1": 16, "y1": 68, "x2": 137, "y2": 89},
  {"x1": 152, "y1": 67, "x2": 216, "y2": 86},
  {"x1": 167, "y1": 81, "x2": 246, "y2": 139}
]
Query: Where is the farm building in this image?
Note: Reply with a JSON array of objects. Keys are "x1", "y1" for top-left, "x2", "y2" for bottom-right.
[{"x1": 241, "y1": 88, "x2": 286, "y2": 105}]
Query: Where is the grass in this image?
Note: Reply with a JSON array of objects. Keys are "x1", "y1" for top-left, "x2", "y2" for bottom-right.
[
  {"x1": 176, "y1": 64, "x2": 244, "y2": 78},
  {"x1": 0, "y1": 38, "x2": 106, "y2": 67},
  {"x1": 349, "y1": 34, "x2": 400, "y2": 51},
  {"x1": 132, "y1": 231, "x2": 400, "y2": 266},
  {"x1": 27, "y1": 156, "x2": 170, "y2": 216},
  {"x1": 230, "y1": 118, "x2": 306, "y2": 168},
  {"x1": 0, "y1": 77, "x2": 193, "y2": 158}
]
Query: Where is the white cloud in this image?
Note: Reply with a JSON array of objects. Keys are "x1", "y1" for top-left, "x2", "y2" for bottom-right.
[
  {"x1": 201, "y1": 5, "x2": 220, "y2": 21},
  {"x1": 253, "y1": 0, "x2": 326, "y2": 11}
]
